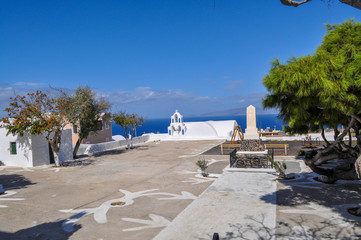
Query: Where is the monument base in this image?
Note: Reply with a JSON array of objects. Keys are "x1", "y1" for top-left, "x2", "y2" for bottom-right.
[
  {"x1": 244, "y1": 128, "x2": 259, "y2": 140},
  {"x1": 244, "y1": 133, "x2": 259, "y2": 140}
]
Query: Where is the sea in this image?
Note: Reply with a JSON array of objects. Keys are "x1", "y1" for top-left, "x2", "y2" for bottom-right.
[{"x1": 112, "y1": 114, "x2": 284, "y2": 137}]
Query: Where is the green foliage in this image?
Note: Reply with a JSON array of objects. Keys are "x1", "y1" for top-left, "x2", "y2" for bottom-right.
[
  {"x1": 63, "y1": 86, "x2": 111, "y2": 140},
  {"x1": 0, "y1": 161, "x2": 4, "y2": 166},
  {"x1": 268, "y1": 156, "x2": 287, "y2": 178},
  {"x1": 1, "y1": 91, "x2": 64, "y2": 137},
  {"x1": 1, "y1": 90, "x2": 70, "y2": 166},
  {"x1": 196, "y1": 158, "x2": 209, "y2": 172},
  {"x1": 112, "y1": 111, "x2": 145, "y2": 138},
  {"x1": 112, "y1": 111, "x2": 132, "y2": 138},
  {"x1": 129, "y1": 114, "x2": 145, "y2": 137},
  {"x1": 263, "y1": 20, "x2": 361, "y2": 137}
]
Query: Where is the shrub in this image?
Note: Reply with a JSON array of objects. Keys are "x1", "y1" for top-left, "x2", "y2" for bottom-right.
[
  {"x1": 196, "y1": 158, "x2": 209, "y2": 177},
  {"x1": 268, "y1": 156, "x2": 287, "y2": 178}
]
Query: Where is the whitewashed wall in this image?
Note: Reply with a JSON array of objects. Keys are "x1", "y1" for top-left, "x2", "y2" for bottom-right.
[
  {"x1": 58, "y1": 129, "x2": 73, "y2": 163},
  {"x1": 0, "y1": 128, "x2": 34, "y2": 167},
  {"x1": 30, "y1": 134, "x2": 50, "y2": 166},
  {"x1": 0, "y1": 128, "x2": 73, "y2": 167}
]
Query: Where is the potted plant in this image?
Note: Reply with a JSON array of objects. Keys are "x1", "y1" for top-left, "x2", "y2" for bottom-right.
[
  {"x1": 268, "y1": 156, "x2": 294, "y2": 180},
  {"x1": 196, "y1": 158, "x2": 209, "y2": 177}
]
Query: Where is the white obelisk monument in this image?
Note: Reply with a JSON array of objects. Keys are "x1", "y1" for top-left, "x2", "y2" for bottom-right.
[{"x1": 244, "y1": 105, "x2": 259, "y2": 139}]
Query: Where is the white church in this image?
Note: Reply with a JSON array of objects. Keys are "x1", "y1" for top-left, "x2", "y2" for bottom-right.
[{"x1": 166, "y1": 110, "x2": 238, "y2": 140}]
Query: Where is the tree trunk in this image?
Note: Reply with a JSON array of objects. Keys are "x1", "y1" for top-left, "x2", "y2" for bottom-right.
[
  {"x1": 334, "y1": 126, "x2": 340, "y2": 141},
  {"x1": 312, "y1": 119, "x2": 356, "y2": 163},
  {"x1": 48, "y1": 129, "x2": 63, "y2": 167},
  {"x1": 130, "y1": 128, "x2": 135, "y2": 149},
  {"x1": 307, "y1": 156, "x2": 361, "y2": 183},
  {"x1": 355, "y1": 154, "x2": 361, "y2": 179},
  {"x1": 53, "y1": 151, "x2": 60, "y2": 167},
  {"x1": 125, "y1": 128, "x2": 130, "y2": 149},
  {"x1": 73, "y1": 139, "x2": 82, "y2": 159},
  {"x1": 313, "y1": 152, "x2": 345, "y2": 166}
]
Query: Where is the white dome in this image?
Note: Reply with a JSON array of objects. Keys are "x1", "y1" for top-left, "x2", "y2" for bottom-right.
[{"x1": 185, "y1": 122, "x2": 218, "y2": 137}]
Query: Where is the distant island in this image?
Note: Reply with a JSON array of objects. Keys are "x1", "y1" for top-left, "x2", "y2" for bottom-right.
[{"x1": 193, "y1": 107, "x2": 278, "y2": 117}]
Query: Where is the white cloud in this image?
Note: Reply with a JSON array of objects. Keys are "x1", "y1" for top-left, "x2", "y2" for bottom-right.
[
  {"x1": 108, "y1": 87, "x2": 211, "y2": 105},
  {"x1": 102, "y1": 87, "x2": 273, "y2": 118},
  {"x1": 101, "y1": 87, "x2": 222, "y2": 118},
  {"x1": 0, "y1": 85, "x2": 275, "y2": 119},
  {"x1": 222, "y1": 80, "x2": 243, "y2": 90},
  {"x1": 12, "y1": 82, "x2": 43, "y2": 86}
]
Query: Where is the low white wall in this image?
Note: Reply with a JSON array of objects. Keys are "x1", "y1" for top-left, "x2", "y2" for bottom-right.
[
  {"x1": 83, "y1": 135, "x2": 150, "y2": 155},
  {"x1": 146, "y1": 133, "x2": 172, "y2": 141},
  {"x1": 145, "y1": 133, "x2": 227, "y2": 141},
  {"x1": 76, "y1": 144, "x2": 91, "y2": 155}
]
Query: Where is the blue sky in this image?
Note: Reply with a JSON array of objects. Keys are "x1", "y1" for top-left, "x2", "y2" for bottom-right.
[{"x1": 1, "y1": 0, "x2": 360, "y2": 119}]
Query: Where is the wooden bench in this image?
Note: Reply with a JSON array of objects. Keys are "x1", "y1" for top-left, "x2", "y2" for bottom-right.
[
  {"x1": 220, "y1": 144, "x2": 242, "y2": 154},
  {"x1": 264, "y1": 143, "x2": 289, "y2": 155},
  {"x1": 259, "y1": 131, "x2": 280, "y2": 136}
]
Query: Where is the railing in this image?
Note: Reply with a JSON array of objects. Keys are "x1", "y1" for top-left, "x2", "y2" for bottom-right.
[
  {"x1": 230, "y1": 148, "x2": 271, "y2": 168},
  {"x1": 303, "y1": 137, "x2": 320, "y2": 146}
]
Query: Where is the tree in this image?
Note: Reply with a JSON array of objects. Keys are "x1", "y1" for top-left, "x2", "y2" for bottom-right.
[
  {"x1": 112, "y1": 111, "x2": 145, "y2": 149},
  {"x1": 280, "y1": 0, "x2": 361, "y2": 10},
  {"x1": 62, "y1": 86, "x2": 110, "y2": 158},
  {"x1": 112, "y1": 111, "x2": 132, "y2": 149},
  {"x1": 129, "y1": 114, "x2": 145, "y2": 137},
  {"x1": 263, "y1": 20, "x2": 361, "y2": 183},
  {"x1": 1, "y1": 90, "x2": 70, "y2": 167},
  {"x1": 129, "y1": 114, "x2": 145, "y2": 148}
]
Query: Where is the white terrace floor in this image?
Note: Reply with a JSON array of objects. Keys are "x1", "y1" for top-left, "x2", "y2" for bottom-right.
[{"x1": 0, "y1": 140, "x2": 361, "y2": 240}]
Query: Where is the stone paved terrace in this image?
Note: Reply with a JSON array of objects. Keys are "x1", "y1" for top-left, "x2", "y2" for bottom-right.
[
  {"x1": 0, "y1": 140, "x2": 361, "y2": 239},
  {"x1": 0, "y1": 140, "x2": 226, "y2": 240}
]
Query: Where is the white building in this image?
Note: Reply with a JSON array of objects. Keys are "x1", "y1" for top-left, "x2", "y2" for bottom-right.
[
  {"x1": 168, "y1": 110, "x2": 186, "y2": 136},
  {"x1": 0, "y1": 128, "x2": 73, "y2": 167},
  {"x1": 165, "y1": 110, "x2": 238, "y2": 140}
]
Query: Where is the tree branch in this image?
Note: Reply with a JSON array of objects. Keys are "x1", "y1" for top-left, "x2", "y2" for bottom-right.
[
  {"x1": 311, "y1": 118, "x2": 356, "y2": 164},
  {"x1": 351, "y1": 114, "x2": 361, "y2": 124},
  {"x1": 280, "y1": 0, "x2": 312, "y2": 7},
  {"x1": 339, "y1": 0, "x2": 361, "y2": 10},
  {"x1": 321, "y1": 127, "x2": 330, "y2": 146}
]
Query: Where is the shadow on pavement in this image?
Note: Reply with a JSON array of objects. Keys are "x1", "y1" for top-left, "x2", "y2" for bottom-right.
[
  {"x1": 0, "y1": 220, "x2": 81, "y2": 240},
  {"x1": 61, "y1": 158, "x2": 95, "y2": 167},
  {"x1": 197, "y1": 215, "x2": 361, "y2": 240},
  {"x1": 0, "y1": 174, "x2": 35, "y2": 189},
  {"x1": 259, "y1": 172, "x2": 361, "y2": 238},
  {"x1": 91, "y1": 145, "x2": 151, "y2": 157}
]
